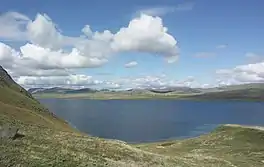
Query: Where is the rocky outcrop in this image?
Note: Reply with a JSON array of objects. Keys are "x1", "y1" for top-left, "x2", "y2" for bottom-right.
[{"x1": 0, "y1": 125, "x2": 19, "y2": 139}]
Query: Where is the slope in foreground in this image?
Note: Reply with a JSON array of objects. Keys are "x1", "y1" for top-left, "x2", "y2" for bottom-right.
[{"x1": 0, "y1": 66, "x2": 177, "y2": 166}]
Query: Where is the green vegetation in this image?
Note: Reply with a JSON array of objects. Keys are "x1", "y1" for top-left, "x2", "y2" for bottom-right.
[
  {"x1": 219, "y1": 83, "x2": 264, "y2": 91},
  {"x1": 0, "y1": 67, "x2": 71, "y2": 131},
  {"x1": 34, "y1": 89, "x2": 264, "y2": 101},
  {"x1": 191, "y1": 88, "x2": 264, "y2": 101},
  {"x1": 1, "y1": 65, "x2": 264, "y2": 166},
  {"x1": 33, "y1": 91, "x2": 195, "y2": 100},
  {"x1": 136, "y1": 125, "x2": 264, "y2": 167},
  {"x1": 0, "y1": 66, "x2": 177, "y2": 166},
  {"x1": 32, "y1": 83, "x2": 264, "y2": 101}
]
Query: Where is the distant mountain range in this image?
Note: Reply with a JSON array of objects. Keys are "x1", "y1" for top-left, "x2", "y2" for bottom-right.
[
  {"x1": 29, "y1": 86, "x2": 203, "y2": 95},
  {"x1": 192, "y1": 88, "x2": 264, "y2": 101},
  {"x1": 28, "y1": 87, "x2": 98, "y2": 94},
  {"x1": 28, "y1": 83, "x2": 264, "y2": 99},
  {"x1": 148, "y1": 87, "x2": 201, "y2": 94}
]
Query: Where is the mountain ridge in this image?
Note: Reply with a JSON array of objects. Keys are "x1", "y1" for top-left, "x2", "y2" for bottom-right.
[{"x1": 28, "y1": 82, "x2": 264, "y2": 95}]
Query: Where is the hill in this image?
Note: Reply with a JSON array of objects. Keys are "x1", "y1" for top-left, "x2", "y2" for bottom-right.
[
  {"x1": 1, "y1": 65, "x2": 264, "y2": 166},
  {"x1": 27, "y1": 87, "x2": 45, "y2": 94},
  {"x1": 219, "y1": 83, "x2": 264, "y2": 91},
  {"x1": 149, "y1": 87, "x2": 201, "y2": 94},
  {"x1": 65, "y1": 88, "x2": 97, "y2": 94},
  {"x1": 28, "y1": 87, "x2": 97, "y2": 94},
  {"x1": 0, "y1": 66, "x2": 71, "y2": 131},
  {"x1": 28, "y1": 87, "x2": 74, "y2": 94},
  {"x1": 0, "y1": 66, "x2": 178, "y2": 166},
  {"x1": 191, "y1": 87, "x2": 264, "y2": 101},
  {"x1": 136, "y1": 125, "x2": 264, "y2": 167}
]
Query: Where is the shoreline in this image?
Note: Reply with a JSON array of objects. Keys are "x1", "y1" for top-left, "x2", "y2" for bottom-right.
[{"x1": 34, "y1": 94, "x2": 264, "y2": 102}]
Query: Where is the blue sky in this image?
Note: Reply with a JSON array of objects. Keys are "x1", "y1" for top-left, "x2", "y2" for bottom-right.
[{"x1": 0, "y1": 0, "x2": 264, "y2": 89}]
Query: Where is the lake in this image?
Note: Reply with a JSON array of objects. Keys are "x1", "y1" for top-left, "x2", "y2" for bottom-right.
[{"x1": 39, "y1": 99, "x2": 264, "y2": 143}]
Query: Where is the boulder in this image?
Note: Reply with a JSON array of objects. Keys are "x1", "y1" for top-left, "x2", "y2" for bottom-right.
[{"x1": 0, "y1": 125, "x2": 19, "y2": 139}]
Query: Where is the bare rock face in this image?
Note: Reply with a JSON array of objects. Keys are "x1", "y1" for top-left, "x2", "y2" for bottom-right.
[{"x1": 0, "y1": 125, "x2": 19, "y2": 139}]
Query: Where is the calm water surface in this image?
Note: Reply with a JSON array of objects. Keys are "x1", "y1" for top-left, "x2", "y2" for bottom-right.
[{"x1": 39, "y1": 99, "x2": 264, "y2": 143}]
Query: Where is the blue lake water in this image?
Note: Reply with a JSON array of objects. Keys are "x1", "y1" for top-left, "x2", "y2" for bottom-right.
[{"x1": 39, "y1": 99, "x2": 264, "y2": 143}]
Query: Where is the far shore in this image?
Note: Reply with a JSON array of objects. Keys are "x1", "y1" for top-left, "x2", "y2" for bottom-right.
[
  {"x1": 34, "y1": 92, "x2": 264, "y2": 102},
  {"x1": 33, "y1": 92, "x2": 195, "y2": 100}
]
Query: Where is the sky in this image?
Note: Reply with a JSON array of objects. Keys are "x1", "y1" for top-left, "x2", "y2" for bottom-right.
[{"x1": 0, "y1": 0, "x2": 264, "y2": 89}]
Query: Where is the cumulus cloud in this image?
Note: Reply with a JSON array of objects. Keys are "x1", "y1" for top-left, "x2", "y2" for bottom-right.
[
  {"x1": 216, "y1": 61, "x2": 264, "y2": 85},
  {"x1": 0, "y1": 42, "x2": 19, "y2": 68},
  {"x1": 112, "y1": 75, "x2": 202, "y2": 89},
  {"x1": 124, "y1": 61, "x2": 138, "y2": 68},
  {"x1": 0, "y1": 42, "x2": 108, "y2": 70},
  {"x1": 27, "y1": 14, "x2": 63, "y2": 49},
  {"x1": 1, "y1": 12, "x2": 179, "y2": 73},
  {"x1": 112, "y1": 14, "x2": 179, "y2": 63},
  {"x1": 0, "y1": 11, "x2": 182, "y2": 88},
  {"x1": 16, "y1": 75, "x2": 96, "y2": 87},
  {"x1": 82, "y1": 25, "x2": 93, "y2": 37},
  {"x1": 12, "y1": 69, "x2": 207, "y2": 89},
  {"x1": 15, "y1": 74, "x2": 123, "y2": 89},
  {"x1": 0, "y1": 12, "x2": 30, "y2": 41}
]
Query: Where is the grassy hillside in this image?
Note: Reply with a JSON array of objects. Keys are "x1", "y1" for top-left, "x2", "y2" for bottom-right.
[
  {"x1": 0, "y1": 67, "x2": 71, "y2": 131},
  {"x1": 33, "y1": 92, "x2": 196, "y2": 100},
  {"x1": 220, "y1": 83, "x2": 264, "y2": 91},
  {"x1": 137, "y1": 125, "x2": 264, "y2": 167},
  {"x1": 28, "y1": 87, "x2": 97, "y2": 94},
  {"x1": 0, "y1": 66, "x2": 178, "y2": 166},
  {"x1": 191, "y1": 88, "x2": 264, "y2": 101},
  {"x1": 1, "y1": 65, "x2": 264, "y2": 166}
]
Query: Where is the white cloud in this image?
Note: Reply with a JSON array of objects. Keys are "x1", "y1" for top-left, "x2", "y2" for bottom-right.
[
  {"x1": 0, "y1": 42, "x2": 19, "y2": 68},
  {"x1": 9, "y1": 68, "x2": 208, "y2": 89},
  {"x1": 0, "y1": 12, "x2": 182, "y2": 89},
  {"x1": 27, "y1": 14, "x2": 79, "y2": 50},
  {"x1": 1, "y1": 12, "x2": 180, "y2": 74},
  {"x1": 16, "y1": 75, "x2": 96, "y2": 87},
  {"x1": 112, "y1": 14, "x2": 179, "y2": 63},
  {"x1": 9, "y1": 68, "x2": 71, "y2": 78},
  {"x1": 103, "y1": 81, "x2": 121, "y2": 89},
  {"x1": 124, "y1": 61, "x2": 138, "y2": 68},
  {"x1": 27, "y1": 13, "x2": 62, "y2": 49},
  {"x1": 82, "y1": 25, "x2": 93, "y2": 37},
  {"x1": 14, "y1": 74, "x2": 124, "y2": 89},
  {"x1": 112, "y1": 75, "x2": 202, "y2": 89},
  {"x1": 216, "y1": 61, "x2": 264, "y2": 85},
  {"x1": 0, "y1": 42, "x2": 108, "y2": 71},
  {"x1": 0, "y1": 12, "x2": 30, "y2": 41}
]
